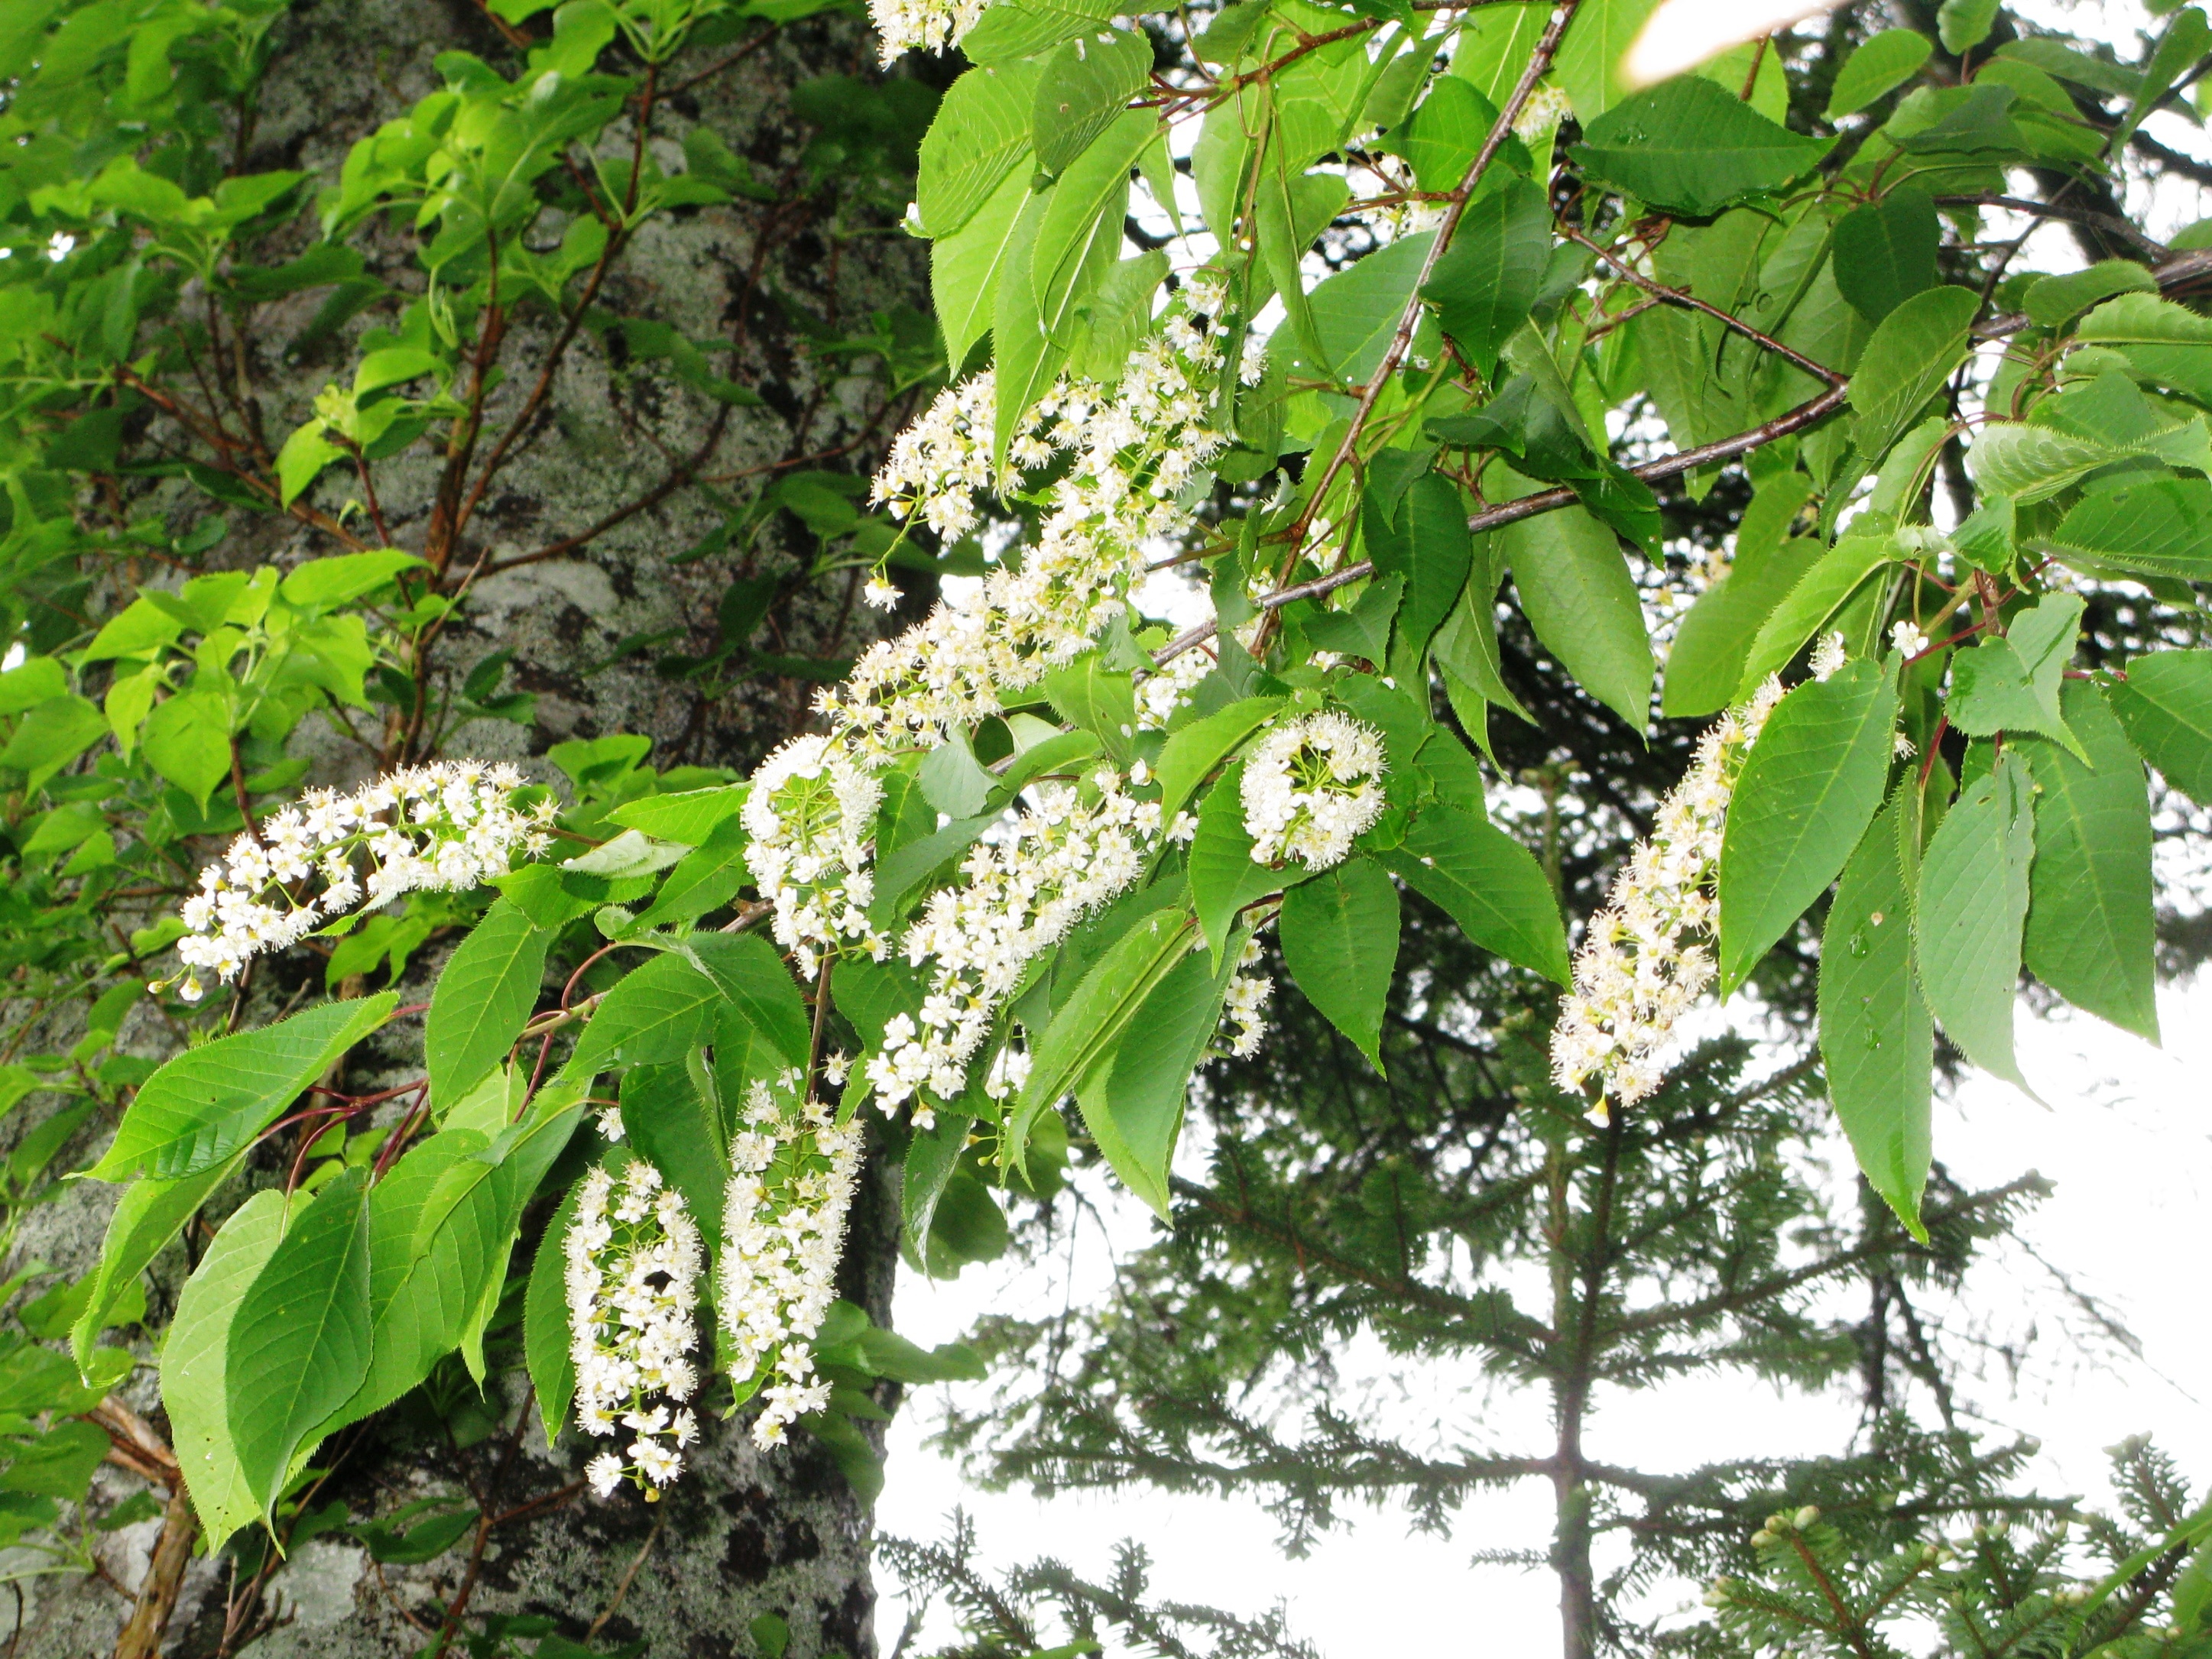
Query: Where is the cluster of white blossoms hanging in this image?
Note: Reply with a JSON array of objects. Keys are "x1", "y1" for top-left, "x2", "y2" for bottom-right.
[
  {"x1": 167, "y1": 760, "x2": 553, "y2": 1001},
  {"x1": 870, "y1": 764, "x2": 1165, "y2": 1123},
  {"x1": 566, "y1": 1160, "x2": 705, "y2": 1499},
  {"x1": 718, "y1": 1069, "x2": 864, "y2": 1449},
  {"x1": 1549, "y1": 676, "x2": 1790, "y2": 1122},
  {"x1": 739, "y1": 277, "x2": 1270, "y2": 1123},
  {"x1": 1241, "y1": 711, "x2": 1388, "y2": 870}
]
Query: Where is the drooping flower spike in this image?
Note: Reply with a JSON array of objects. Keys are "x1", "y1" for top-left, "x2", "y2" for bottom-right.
[
  {"x1": 566, "y1": 1160, "x2": 706, "y2": 1500},
  {"x1": 169, "y1": 760, "x2": 553, "y2": 1002},
  {"x1": 1549, "y1": 677, "x2": 1789, "y2": 1123}
]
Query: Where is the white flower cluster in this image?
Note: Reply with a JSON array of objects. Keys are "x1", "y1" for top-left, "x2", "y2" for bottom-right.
[
  {"x1": 1221, "y1": 938, "x2": 1274, "y2": 1059},
  {"x1": 869, "y1": 766, "x2": 1163, "y2": 1125},
  {"x1": 566, "y1": 1160, "x2": 705, "y2": 1500},
  {"x1": 170, "y1": 760, "x2": 553, "y2": 1001},
  {"x1": 719, "y1": 1070, "x2": 864, "y2": 1450},
  {"x1": 852, "y1": 293, "x2": 1247, "y2": 759},
  {"x1": 1137, "y1": 646, "x2": 1215, "y2": 731},
  {"x1": 748, "y1": 285, "x2": 1249, "y2": 978},
  {"x1": 742, "y1": 734, "x2": 889, "y2": 978},
  {"x1": 1241, "y1": 712, "x2": 1387, "y2": 870},
  {"x1": 1549, "y1": 677, "x2": 1790, "y2": 1122},
  {"x1": 868, "y1": 0, "x2": 984, "y2": 62}
]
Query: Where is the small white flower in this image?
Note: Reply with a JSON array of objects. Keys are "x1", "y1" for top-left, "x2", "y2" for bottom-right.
[
  {"x1": 1890, "y1": 621, "x2": 1930, "y2": 659},
  {"x1": 862, "y1": 574, "x2": 900, "y2": 611},
  {"x1": 1809, "y1": 631, "x2": 1848, "y2": 681}
]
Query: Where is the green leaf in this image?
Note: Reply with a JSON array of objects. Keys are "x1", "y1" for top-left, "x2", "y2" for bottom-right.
[
  {"x1": 1948, "y1": 591, "x2": 2086, "y2": 758},
  {"x1": 902, "y1": 1110, "x2": 974, "y2": 1278},
  {"x1": 1965, "y1": 422, "x2": 2121, "y2": 504},
  {"x1": 919, "y1": 61, "x2": 1040, "y2": 236},
  {"x1": 621, "y1": 1061, "x2": 728, "y2": 1249},
  {"x1": 1847, "y1": 285, "x2": 1978, "y2": 465},
  {"x1": 1011, "y1": 906, "x2": 1196, "y2": 1166},
  {"x1": 2020, "y1": 680, "x2": 2158, "y2": 1042},
  {"x1": 139, "y1": 689, "x2": 233, "y2": 809},
  {"x1": 960, "y1": 0, "x2": 1118, "y2": 63},
  {"x1": 1029, "y1": 106, "x2": 1153, "y2": 340},
  {"x1": 934, "y1": 164, "x2": 1032, "y2": 374},
  {"x1": 425, "y1": 902, "x2": 546, "y2": 1113},
  {"x1": 629, "y1": 813, "x2": 752, "y2": 933},
  {"x1": 1501, "y1": 504, "x2": 1653, "y2": 732},
  {"x1": 277, "y1": 549, "x2": 426, "y2": 609},
  {"x1": 1280, "y1": 856, "x2": 1400, "y2": 1074},
  {"x1": 161, "y1": 1189, "x2": 294, "y2": 1549},
  {"x1": 1293, "y1": 231, "x2": 1437, "y2": 386},
  {"x1": 1937, "y1": 0, "x2": 1997, "y2": 53},
  {"x1": 2047, "y1": 479, "x2": 2212, "y2": 582},
  {"x1": 559, "y1": 953, "x2": 720, "y2": 1081},
  {"x1": 1432, "y1": 536, "x2": 1530, "y2": 737},
  {"x1": 1571, "y1": 76, "x2": 1828, "y2": 218},
  {"x1": 1377, "y1": 804, "x2": 1568, "y2": 985},
  {"x1": 2074, "y1": 292, "x2": 2212, "y2": 402},
  {"x1": 1735, "y1": 533, "x2": 1894, "y2": 698},
  {"x1": 91, "y1": 993, "x2": 400, "y2": 1182},
  {"x1": 687, "y1": 933, "x2": 811, "y2": 1067},
  {"x1": 72, "y1": 1162, "x2": 242, "y2": 1370},
  {"x1": 991, "y1": 189, "x2": 1062, "y2": 462},
  {"x1": 608, "y1": 785, "x2": 748, "y2": 845},
  {"x1": 919, "y1": 726, "x2": 994, "y2": 817},
  {"x1": 1832, "y1": 190, "x2": 1938, "y2": 324},
  {"x1": 1367, "y1": 473, "x2": 1473, "y2": 663},
  {"x1": 334, "y1": 1087, "x2": 582, "y2": 1416},
  {"x1": 1421, "y1": 176, "x2": 1550, "y2": 380},
  {"x1": 227, "y1": 1166, "x2": 374, "y2": 1517},
  {"x1": 523, "y1": 1181, "x2": 583, "y2": 1447},
  {"x1": 1031, "y1": 28, "x2": 1153, "y2": 177},
  {"x1": 2115, "y1": 3, "x2": 2210, "y2": 149},
  {"x1": 1078, "y1": 945, "x2": 1236, "y2": 1217},
  {"x1": 1041, "y1": 656, "x2": 1138, "y2": 763},
  {"x1": 2025, "y1": 260, "x2": 2156, "y2": 329},
  {"x1": 1665, "y1": 541, "x2": 1825, "y2": 718},
  {"x1": 1817, "y1": 798, "x2": 1933, "y2": 1238},
  {"x1": 276, "y1": 420, "x2": 341, "y2": 506},
  {"x1": 1825, "y1": 28, "x2": 1934, "y2": 118},
  {"x1": 1155, "y1": 697, "x2": 1285, "y2": 828},
  {"x1": 1915, "y1": 752, "x2": 2035, "y2": 1090},
  {"x1": 2108, "y1": 649, "x2": 2212, "y2": 805},
  {"x1": 1717, "y1": 661, "x2": 1899, "y2": 995},
  {"x1": 1190, "y1": 760, "x2": 1288, "y2": 965}
]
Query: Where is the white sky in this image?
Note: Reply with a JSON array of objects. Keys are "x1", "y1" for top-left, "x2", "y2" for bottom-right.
[{"x1": 876, "y1": 4, "x2": 2212, "y2": 1651}]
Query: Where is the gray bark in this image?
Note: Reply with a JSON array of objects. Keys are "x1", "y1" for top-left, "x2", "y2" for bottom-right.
[{"x1": 2, "y1": 0, "x2": 926, "y2": 1651}]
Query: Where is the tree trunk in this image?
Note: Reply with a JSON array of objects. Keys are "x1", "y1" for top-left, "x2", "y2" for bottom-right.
[{"x1": 2, "y1": 0, "x2": 925, "y2": 1651}]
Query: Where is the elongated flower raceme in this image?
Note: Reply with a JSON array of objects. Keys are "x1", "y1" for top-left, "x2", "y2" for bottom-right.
[
  {"x1": 720, "y1": 1070, "x2": 864, "y2": 1450},
  {"x1": 868, "y1": 765, "x2": 1164, "y2": 1124},
  {"x1": 742, "y1": 734, "x2": 890, "y2": 979},
  {"x1": 566, "y1": 1160, "x2": 705, "y2": 1499},
  {"x1": 757, "y1": 280, "x2": 1255, "y2": 983},
  {"x1": 1241, "y1": 712, "x2": 1387, "y2": 871},
  {"x1": 868, "y1": 0, "x2": 984, "y2": 62},
  {"x1": 1549, "y1": 676, "x2": 1789, "y2": 1123},
  {"x1": 1221, "y1": 938, "x2": 1276, "y2": 1059},
  {"x1": 168, "y1": 760, "x2": 553, "y2": 1001}
]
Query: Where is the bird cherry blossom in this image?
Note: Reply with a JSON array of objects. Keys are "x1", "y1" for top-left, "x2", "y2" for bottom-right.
[
  {"x1": 719, "y1": 1068, "x2": 864, "y2": 1450},
  {"x1": 1549, "y1": 677, "x2": 1789, "y2": 1123},
  {"x1": 566, "y1": 1159, "x2": 705, "y2": 1500},
  {"x1": 1241, "y1": 712, "x2": 1388, "y2": 871},
  {"x1": 168, "y1": 760, "x2": 553, "y2": 1002}
]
